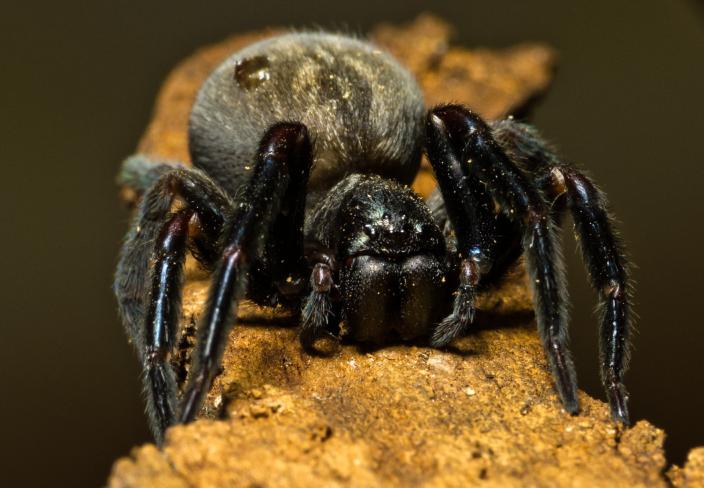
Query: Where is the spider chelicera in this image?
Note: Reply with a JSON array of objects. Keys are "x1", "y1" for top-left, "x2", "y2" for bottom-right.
[{"x1": 115, "y1": 32, "x2": 632, "y2": 443}]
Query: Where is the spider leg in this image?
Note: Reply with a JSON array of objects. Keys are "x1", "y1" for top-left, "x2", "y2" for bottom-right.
[
  {"x1": 141, "y1": 209, "x2": 191, "y2": 441},
  {"x1": 425, "y1": 115, "x2": 499, "y2": 346},
  {"x1": 427, "y1": 105, "x2": 579, "y2": 415},
  {"x1": 179, "y1": 122, "x2": 312, "y2": 424},
  {"x1": 492, "y1": 119, "x2": 632, "y2": 424},
  {"x1": 115, "y1": 167, "x2": 232, "y2": 442},
  {"x1": 117, "y1": 155, "x2": 184, "y2": 194},
  {"x1": 426, "y1": 190, "x2": 523, "y2": 292}
]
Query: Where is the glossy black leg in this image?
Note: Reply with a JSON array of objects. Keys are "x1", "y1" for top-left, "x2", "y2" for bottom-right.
[
  {"x1": 491, "y1": 118, "x2": 633, "y2": 424},
  {"x1": 426, "y1": 188, "x2": 523, "y2": 291},
  {"x1": 143, "y1": 209, "x2": 191, "y2": 440},
  {"x1": 427, "y1": 105, "x2": 578, "y2": 414},
  {"x1": 115, "y1": 167, "x2": 233, "y2": 442},
  {"x1": 562, "y1": 168, "x2": 631, "y2": 423},
  {"x1": 179, "y1": 122, "x2": 312, "y2": 424},
  {"x1": 425, "y1": 113, "x2": 496, "y2": 346}
]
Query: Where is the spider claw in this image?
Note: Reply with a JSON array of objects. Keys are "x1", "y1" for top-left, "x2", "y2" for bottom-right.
[
  {"x1": 606, "y1": 383, "x2": 631, "y2": 425},
  {"x1": 560, "y1": 391, "x2": 580, "y2": 416},
  {"x1": 546, "y1": 342, "x2": 580, "y2": 415},
  {"x1": 144, "y1": 362, "x2": 177, "y2": 445}
]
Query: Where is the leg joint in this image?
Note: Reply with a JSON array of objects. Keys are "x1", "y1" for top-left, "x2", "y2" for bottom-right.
[{"x1": 603, "y1": 279, "x2": 625, "y2": 299}]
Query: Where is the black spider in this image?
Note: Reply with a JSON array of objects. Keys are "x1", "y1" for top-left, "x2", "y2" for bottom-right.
[{"x1": 115, "y1": 32, "x2": 632, "y2": 444}]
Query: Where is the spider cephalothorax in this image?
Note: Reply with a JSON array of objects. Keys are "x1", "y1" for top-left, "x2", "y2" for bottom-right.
[{"x1": 115, "y1": 32, "x2": 632, "y2": 443}]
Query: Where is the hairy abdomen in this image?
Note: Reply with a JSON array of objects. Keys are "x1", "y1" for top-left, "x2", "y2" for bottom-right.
[{"x1": 188, "y1": 32, "x2": 425, "y2": 205}]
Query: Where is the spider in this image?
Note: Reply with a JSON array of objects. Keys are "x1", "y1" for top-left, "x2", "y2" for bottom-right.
[{"x1": 115, "y1": 32, "x2": 632, "y2": 444}]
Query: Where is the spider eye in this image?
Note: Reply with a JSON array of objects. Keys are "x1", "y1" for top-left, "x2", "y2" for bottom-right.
[
  {"x1": 363, "y1": 224, "x2": 377, "y2": 238},
  {"x1": 233, "y1": 55, "x2": 271, "y2": 90}
]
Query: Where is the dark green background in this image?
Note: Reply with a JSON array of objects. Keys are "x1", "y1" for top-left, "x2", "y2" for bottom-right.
[{"x1": 2, "y1": 1, "x2": 702, "y2": 486}]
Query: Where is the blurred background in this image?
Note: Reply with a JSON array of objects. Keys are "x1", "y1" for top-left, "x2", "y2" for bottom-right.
[{"x1": 1, "y1": 0, "x2": 702, "y2": 485}]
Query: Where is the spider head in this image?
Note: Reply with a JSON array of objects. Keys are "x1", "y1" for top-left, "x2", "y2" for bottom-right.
[
  {"x1": 335, "y1": 175, "x2": 445, "y2": 260},
  {"x1": 328, "y1": 176, "x2": 451, "y2": 343}
]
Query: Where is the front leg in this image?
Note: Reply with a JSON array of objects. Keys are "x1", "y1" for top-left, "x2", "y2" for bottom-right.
[
  {"x1": 425, "y1": 111, "x2": 498, "y2": 346},
  {"x1": 179, "y1": 123, "x2": 313, "y2": 424},
  {"x1": 427, "y1": 105, "x2": 579, "y2": 415}
]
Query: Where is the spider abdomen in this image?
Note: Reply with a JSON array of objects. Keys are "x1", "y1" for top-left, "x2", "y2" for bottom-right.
[{"x1": 189, "y1": 32, "x2": 425, "y2": 204}]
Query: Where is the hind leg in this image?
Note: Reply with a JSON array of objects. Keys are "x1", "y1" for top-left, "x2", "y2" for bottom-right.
[{"x1": 492, "y1": 118, "x2": 633, "y2": 423}]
